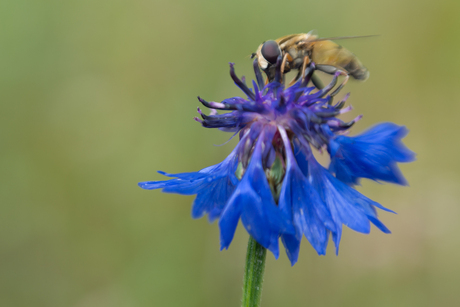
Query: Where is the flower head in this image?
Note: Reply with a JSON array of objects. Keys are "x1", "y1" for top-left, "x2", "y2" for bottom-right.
[{"x1": 139, "y1": 58, "x2": 415, "y2": 265}]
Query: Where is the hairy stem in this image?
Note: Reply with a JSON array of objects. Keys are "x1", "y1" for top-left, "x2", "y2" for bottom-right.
[{"x1": 241, "y1": 236, "x2": 267, "y2": 307}]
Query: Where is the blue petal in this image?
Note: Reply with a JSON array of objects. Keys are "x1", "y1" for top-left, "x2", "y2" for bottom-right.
[
  {"x1": 279, "y1": 147, "x2": 333, "y2": 264},
  {"x1": 191, "y1": 174, "x2": 236, "y2": 222},
  {"x1": 219, "y1": 130, "x2": 294, "y2": 257},
  {"x1": 279, "y1": 165, "x2": 332, "y2": 263},
  {"x1": 293, "y1": 143, "x2": 393, "y2": 255},
  {"x1": 138, "y1": 145, "x2": 240, "y2": 222},
  {"x1": 280, "y1": 233, "x2": 301, "y2": 266},
  {"x1": 329, "y1": 123, "x2": 415, "y2": 185},
  {"x1": 309, "y1": 157, "x2": 393, "y2": 254}
]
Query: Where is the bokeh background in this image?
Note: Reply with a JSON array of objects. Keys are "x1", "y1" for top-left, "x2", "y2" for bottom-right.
[{"x1": 1, "y1": 0, "x2": 459, "y2": 306}]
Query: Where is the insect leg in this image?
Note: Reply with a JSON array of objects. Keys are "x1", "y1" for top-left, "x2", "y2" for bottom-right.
[
  {"x1": 288, "y1": 56, "x2": 309, "y2": 86},
  {"x1": 293, "y1": 64, "x2": 315, "y2": 102},
  {"x1": 289, "y1": 56, "x2": 315, "y2": 86},
  {"x1": 300, "y1": 56, "x2": 310, "y2": 83},
  {"x1": 288, "y1": 70, "x2": 302, "y2": 86},
  {"x1": 311, "y1": 74, "x2": 324, "y2": 90},
  {"x1": 329, "y1": 69, "x2": 349, "y2": 97},
  {"x1": 280, "y1": 53, "x2": 289, "y2": 76},
  {"x1": 315, "y1": 64, "x2": 339, "y2": 75},
  {"x1": 315, "y1": 64, "x2": 349, "y2": 97},
  {"x1": 313, "y1": 64, "x2": 339, "y2": 90}
]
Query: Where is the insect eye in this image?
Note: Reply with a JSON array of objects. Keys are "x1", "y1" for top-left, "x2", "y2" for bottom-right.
[{"x1": 261, "y1": 40, "x2": 281, "y2": 64}]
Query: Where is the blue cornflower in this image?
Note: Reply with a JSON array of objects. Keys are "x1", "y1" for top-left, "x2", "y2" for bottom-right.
[{"x1": 139, "y1": 59, "x2": 415, "y2": 265}]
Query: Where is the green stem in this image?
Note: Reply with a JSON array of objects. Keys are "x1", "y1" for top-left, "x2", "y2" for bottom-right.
[{"x1": 241, "y1": 236, "x2": 267, "y2": 307}]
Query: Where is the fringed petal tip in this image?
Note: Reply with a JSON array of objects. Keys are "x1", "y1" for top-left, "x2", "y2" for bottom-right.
[
  {"x1": 281, "y1": 144, "x2": 395, "y2": 258},
  {"x1": 329, "y1": 122, "x2": 415, "y2": 186},
  {"x1": 138, "y1": 180, "x2": 165, "y2": 190}
]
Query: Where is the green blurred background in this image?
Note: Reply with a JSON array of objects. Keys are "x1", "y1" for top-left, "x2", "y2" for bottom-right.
[{"x1": 1, "y1": 0, "x2": 459, "y2": 306}]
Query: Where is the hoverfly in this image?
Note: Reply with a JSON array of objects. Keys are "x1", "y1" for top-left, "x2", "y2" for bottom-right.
[{"x1": 254, "y1": 31, "x2": 373, "y2": 86}]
